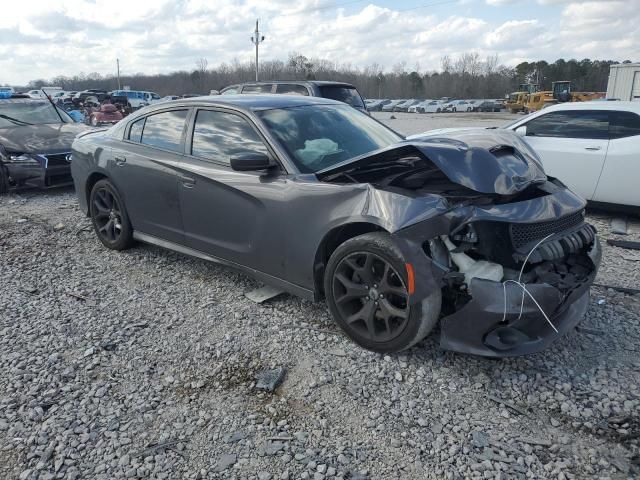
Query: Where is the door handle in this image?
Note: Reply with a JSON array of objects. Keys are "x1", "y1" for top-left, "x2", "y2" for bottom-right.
[
  {"x1": 178, "y1": 174, "x2": 196, "y2": 187},
  {"x1": 585, "y1": 146, "x2": 602, "y2": 151},
  {"x1": 114, "y1": 156, "x2": 127, "y2": 166}
]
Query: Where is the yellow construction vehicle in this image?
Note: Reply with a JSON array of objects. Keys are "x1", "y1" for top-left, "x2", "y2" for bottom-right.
[
  {"x1": 551, "y1": 81, "x2": 605, "y2": 104},
  {"x1": 523, "y1": 81, "x2": 606, "y2": 113},
  {"x1": 523, "y1": 90, "x2": 554, "y2": 113},
  {"x1": 506, "y1": 83, "x2": 539, "y2": 113}
]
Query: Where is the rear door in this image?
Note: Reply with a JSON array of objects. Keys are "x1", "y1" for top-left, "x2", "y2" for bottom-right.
[
  {"x1": 109, "y1": 108, "x2": 189, "y2": 244},
  {"x1": 176, "y1": 108, "x2": 286, "y2": 275},
  {"x1": 592, "y1": 110, "x2": 640, "y2": 206},
  {"x1": 521, "y1": 110, "x2": 609, "y2": 200}
]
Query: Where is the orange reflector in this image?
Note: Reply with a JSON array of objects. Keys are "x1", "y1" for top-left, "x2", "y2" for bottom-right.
[{"x1": 405, "y1": 263, "x2": 415, "y2": 295}]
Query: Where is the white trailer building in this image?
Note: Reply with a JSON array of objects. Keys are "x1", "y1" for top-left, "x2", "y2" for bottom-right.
[{"x1": 607, "y1": 63, "x2": 640, "y2": 101}]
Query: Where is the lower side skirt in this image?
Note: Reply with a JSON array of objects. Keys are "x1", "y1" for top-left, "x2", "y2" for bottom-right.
[{"x1": 132, "y1": 231, "x2": 315, "y2": 301}]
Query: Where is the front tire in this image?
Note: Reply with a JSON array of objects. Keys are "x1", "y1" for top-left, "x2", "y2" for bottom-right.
[
  {"x1": 0, "y1": 164, "x2": 9, "y2": 194},
  {"x1": 89, "y1": 179, "x2": 133, "y2": 250},
  {"x1": 324, "y1": 232, "x2": 441, "y2": 353}
]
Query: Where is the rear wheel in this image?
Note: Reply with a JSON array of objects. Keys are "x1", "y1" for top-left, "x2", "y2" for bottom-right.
[
  {"x1": 436, "y1": 108, "x2": 441, "y2": 113},
  {"x1": 89, "y1": 179, "x2": 133, "y2": 250},
  {"x1": 324, "y1": 232, "x2": 441, "y2": 353}
]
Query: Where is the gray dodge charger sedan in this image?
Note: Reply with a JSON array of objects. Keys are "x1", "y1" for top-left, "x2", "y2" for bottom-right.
[{"x1": 71, "y1": 95, "x2": 601, "y2": 356}]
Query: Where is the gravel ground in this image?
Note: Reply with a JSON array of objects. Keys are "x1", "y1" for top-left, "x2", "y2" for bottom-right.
[
  {"x1": 1, "y1": 112, "x2": 639, "y2": 480},
  {"x1": 371, "y1": 111, "x2": 521, "y2": 136}
]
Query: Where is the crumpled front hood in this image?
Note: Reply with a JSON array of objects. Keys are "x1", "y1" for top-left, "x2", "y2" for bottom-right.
[
  {"x1": 318, "y1": 129, "x2": 547, "y2": 196},
  {"x1": 0, "y1": 123, "x2": 89, "y2": 154}
]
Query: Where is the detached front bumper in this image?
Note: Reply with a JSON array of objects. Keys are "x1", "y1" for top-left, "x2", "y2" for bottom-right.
[{"x1": 439, "y1": 237, "x2": 601, "y2": 357}]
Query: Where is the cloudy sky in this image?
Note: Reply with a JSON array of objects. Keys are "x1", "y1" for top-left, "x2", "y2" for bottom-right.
[{"x1": 1, "y1": 0, "x2": 637, "y2": 85}]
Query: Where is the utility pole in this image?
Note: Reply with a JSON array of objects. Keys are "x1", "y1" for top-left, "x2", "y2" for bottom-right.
[
  {"x1": 116, "y1": 58, "x2": 121, "y2": 90},
  {"x1": 250, "y1": 19, "x2": 265, "y2": 82}
]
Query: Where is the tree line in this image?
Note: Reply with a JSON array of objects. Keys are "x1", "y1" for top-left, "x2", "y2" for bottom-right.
[{"x1": 21, "y1": 53, "x2": 634, "y2": 100}]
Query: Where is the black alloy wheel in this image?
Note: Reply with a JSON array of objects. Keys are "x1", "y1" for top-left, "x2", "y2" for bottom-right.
[
  {"x1": 332, "y1": 251, "x2": 410, "y2": 343},
  {"x1": 89, "y1": 179, "x2": 133, "y2": 250}
]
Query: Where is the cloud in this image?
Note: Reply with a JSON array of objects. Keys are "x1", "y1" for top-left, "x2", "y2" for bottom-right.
[{"x1": 0, "y1": 0, "x2": 637, "y2": 85}]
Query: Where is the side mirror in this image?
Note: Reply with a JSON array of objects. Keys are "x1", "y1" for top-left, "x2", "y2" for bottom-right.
[
  {"x1": 230, "y1": 151, "x2": 275, "y2": 171},
  {"x1": 514, "y1": 125, "x2": 527, "y2": 137}
]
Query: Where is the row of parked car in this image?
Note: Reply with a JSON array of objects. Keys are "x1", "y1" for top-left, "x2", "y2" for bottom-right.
[
  {"x1": 20, "y1": 87, "x2": 194, "y2": 109},
  {"x1": 366, "y1": 98, "x2": 505, "y2": 113}
]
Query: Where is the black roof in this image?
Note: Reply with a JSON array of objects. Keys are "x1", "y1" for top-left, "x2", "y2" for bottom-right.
[
  {"x1": 239, "y1": 80, "x2": 356, "y2": 87},
  {"x1": 144, "y1": 94, "x2": 344, "y2": 113}
]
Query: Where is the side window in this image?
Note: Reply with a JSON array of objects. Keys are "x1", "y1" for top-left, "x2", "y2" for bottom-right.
[
  {"x1": 241, "y1": 84, "x2": 273, "y2": 94},
  {"x1": 221, "y1": 87, "x2": 238, "y2": 95},
  {"x1": 191, "y1": 110, "x2": 269, "y2": 164},
  {"x1": 526, "y1": 111, "x2": 609, "y2": 139},
  {"x1": 609, "y1": 111, "x2": 640, "y2": 139},
  {"x1": 276, "y1": 84, "x2": 309, "y2": 96},
  {"x1": 128, "y1": 117, "x2": 145, "y2": 142},
  {"x1": 140, "y1": 110, "x2": 188, "y2": 152}
]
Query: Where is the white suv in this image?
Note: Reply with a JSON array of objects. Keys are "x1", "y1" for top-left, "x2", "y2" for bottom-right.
[{"x1": 111, "y1": 90, "x2": 161, "y2": 109}]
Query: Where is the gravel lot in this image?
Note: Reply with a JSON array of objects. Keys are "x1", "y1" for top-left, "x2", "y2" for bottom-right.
[
  {"x1": 1, "y1": 112, "x2": 639, "y2": 480},
  {"x1": 371, "y1": 111, "x2": 521, "y2": 136}
]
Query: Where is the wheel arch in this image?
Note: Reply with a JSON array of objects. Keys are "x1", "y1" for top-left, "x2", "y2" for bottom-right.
[
  {"x1": 84, "y1": 171, "x2": 110, "y2": 215},
  {"x1": 313, "y1": 222, "x2": 388, "y2": 299}
]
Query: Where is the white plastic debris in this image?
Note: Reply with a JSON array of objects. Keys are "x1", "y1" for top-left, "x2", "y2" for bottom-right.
[{"x1": 441, "y1": 236, "x2": 503, "y2": 284}]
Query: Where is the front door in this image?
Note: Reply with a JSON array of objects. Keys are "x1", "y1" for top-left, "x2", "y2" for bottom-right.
[
  {"x1": 522, "y1": 109, "x2": 609, "y2": 200},
  {"x1": 177, "y1": 108, "x2": 286, "y2": 277},
  {"x1": 593, "y1": 110, "x2": 640, "y2": 206},
  {"x1": 109, "y1": 108, "x2": 189, "y2": 244}
]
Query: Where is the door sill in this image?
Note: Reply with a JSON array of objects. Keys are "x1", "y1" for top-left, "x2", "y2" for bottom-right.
[{"x1": 132, "y1": 231, "x2": 316, "y2": 300}]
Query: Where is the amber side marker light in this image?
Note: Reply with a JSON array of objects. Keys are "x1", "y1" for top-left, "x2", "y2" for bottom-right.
[{"x1": 405, "y1": 263, "x2": 415, "y2": 295}]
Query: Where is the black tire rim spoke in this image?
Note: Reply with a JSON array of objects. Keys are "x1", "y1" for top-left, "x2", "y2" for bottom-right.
[
  {"x1": 93, "y1": 188, "x2": 122, "y2": 243},
  {"x1": 333, "y1": 251, "x2": 410, "y2": 343}
]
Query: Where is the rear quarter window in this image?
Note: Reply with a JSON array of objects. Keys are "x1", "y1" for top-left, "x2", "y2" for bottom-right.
[
  {"x1": 275, "y1": 84, "x2": 309, "y2": 96},
  {"x1": 318, "y1": 86, "x2": 365, "y2": 108},
  {"x1": 609, "y1": 111, "x2": 640, "y2": 139},
  {"x1": 241, "y1": 84, "x2": 273, "y2": 94}
]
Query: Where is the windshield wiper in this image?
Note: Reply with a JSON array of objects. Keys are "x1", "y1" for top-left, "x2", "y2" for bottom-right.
[{"x1": 0, "y1": 114, "x2": 33, "y2": 126}]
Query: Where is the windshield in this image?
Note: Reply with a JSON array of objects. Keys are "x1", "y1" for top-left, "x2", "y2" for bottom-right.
[
  {"x1": 318, "y1": 86, "x2": 365, "y2": 109},
  {"x1": 257, "y1": 104, "x2": 402, "y2": 173},
  {"x1": 0, "y1": 100, "x2": 70, "y2": 127}
]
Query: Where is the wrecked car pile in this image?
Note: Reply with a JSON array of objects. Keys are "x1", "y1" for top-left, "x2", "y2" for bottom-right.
[{"x1": 0, "y1": 94, "x2": 89, "y2": 193}]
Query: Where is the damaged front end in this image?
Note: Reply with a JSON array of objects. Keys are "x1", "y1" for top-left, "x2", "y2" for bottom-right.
[
  {"x1": 319, "y1": 130, "x2": 601, "y2": 357},
  {"x1": 395, "y1": 187, "x2": 601, "y2": 357}
]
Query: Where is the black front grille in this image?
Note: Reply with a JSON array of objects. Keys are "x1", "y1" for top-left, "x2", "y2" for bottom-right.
[
  {"x1": 510, "y1": 210, "x2": 585, "y2": 248},
  {"x1": 45, "y1": 153, "x2": 71, "y2": 166}
]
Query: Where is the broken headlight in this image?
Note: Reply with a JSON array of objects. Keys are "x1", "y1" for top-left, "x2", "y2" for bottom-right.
[{"x1": 6, "y1": 154, "x2": 41, "y2": 164}]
